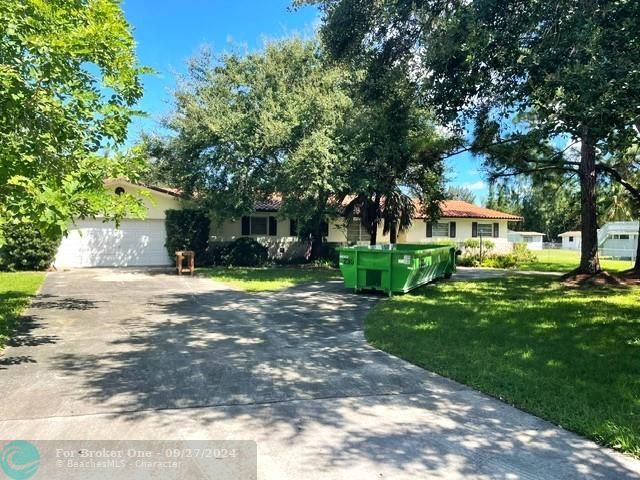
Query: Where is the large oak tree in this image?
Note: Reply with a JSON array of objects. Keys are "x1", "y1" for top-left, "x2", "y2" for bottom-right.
[
  {"x1": 147, "y1": 38, "x2": 455, "y2": 253},
  {"x1": 145, "y1": 39, "x2": 354, "y2": 256}
]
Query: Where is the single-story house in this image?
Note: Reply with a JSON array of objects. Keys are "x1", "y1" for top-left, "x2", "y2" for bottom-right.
[
  {"x1": 213, "y1": 199, "x2": 523, "y2": 255},
  {"x1": 559, "y1": 231, "x2": 582, "y2": 250},
  {"x1": 55, "y1": 180, "x2": 181, "y2": 268},
  {"x1": 598, "y1": 221, "x2": 639, "y2": 260},
  {"x1": 507, "y1": 230, "x2": 545, "y2": 250},
  {"x1": 55, "y1": 182, "x2": 524, "y2": 267}
]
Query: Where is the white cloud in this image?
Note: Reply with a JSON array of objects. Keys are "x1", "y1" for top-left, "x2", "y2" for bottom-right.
[{"x1": 462, "y1": 181, "x2": 486, "y2": 191}]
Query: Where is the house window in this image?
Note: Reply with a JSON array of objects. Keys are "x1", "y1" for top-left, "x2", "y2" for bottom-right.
[
  {"x1": 569, "y1": 236, "x2": 574, "y2": 242},
  {"x1": 347, "y1": 221, "x2": 370, "y2": 242},
  {"x1": 615, "y1": 234, "x2": 630, "y2": 240},
  {"x1": 241, "y1": 216, "x2": 277, "y2": 236},
  {"x1": 523, "y1": 236, "x2": 533, "y2": 243},
  {"x1": 249, "y1": 217, "x2": 267, "y2": 235},
  {"x1": 478, "y1": 223, "x2": 493, "y2": 237},
  {"x1": 432, "y1": 222, "x2": 449, "y2": 237}
]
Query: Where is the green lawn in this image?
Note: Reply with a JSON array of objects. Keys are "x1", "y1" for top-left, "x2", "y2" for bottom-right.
[
  {"x1": 366, "y1": 275, "x2": 640, "y2": 457},
  {"x1": 199, "y1": 266, "x2": 341, "y2": 292},
  {"x1": 520, "y1": 249, "x2": 634, "y2": 272},
  {"x1": 0, "y1": 272, "x2": 46, "y2": 349}
]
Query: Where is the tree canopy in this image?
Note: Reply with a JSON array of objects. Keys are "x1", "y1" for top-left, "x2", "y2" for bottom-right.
[
  {"x1": 0, "y1": 0, "x2": 148, "y2": 241},
  {"x1": 147, "y1": 37, "x2": 457, "y2": 251},
  {"x1": 146, "y1": 39, "x2": 353, "y2": 245}
]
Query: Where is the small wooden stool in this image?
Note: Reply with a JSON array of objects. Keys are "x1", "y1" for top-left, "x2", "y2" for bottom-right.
[{"x1": 175, "y1": 250, "x2": 195, "y2": 275}]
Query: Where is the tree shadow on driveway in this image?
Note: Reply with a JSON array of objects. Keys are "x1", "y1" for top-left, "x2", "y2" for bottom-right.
[{"x1": 41, "y1": 280, "x2": 640, "y2": 479}]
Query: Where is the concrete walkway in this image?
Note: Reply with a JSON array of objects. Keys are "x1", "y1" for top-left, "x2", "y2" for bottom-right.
[{"x1": 1, "y1": 269, "x2": 639, "y2": 479}]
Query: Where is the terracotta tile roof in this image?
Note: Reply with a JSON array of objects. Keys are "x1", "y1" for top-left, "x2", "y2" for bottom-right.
[
  {"x1": 254, "y1": 194, "x2": 283, "y2": 211},
  {"x1": 252, "y1": 196, "x2": 521, "y2": 221},
  {"x1": 137, "y1": 183, "x2": 521, "y2": 221},
  {"x1": 415, "y1": 200, "x2": 523, "y2": 221}
]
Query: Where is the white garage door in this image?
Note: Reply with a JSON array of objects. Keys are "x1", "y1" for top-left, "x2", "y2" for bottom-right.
[{"x1": 55, "y1": 219, "x2": 172, "y2": 267}]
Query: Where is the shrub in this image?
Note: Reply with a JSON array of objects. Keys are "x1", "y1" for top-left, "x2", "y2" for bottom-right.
[
  {"x1": 0, "y1": 224, "x2": 61, "y2": 271},
  {"x1": 456, "y1": 254, "x2": 482, "y2": 267},
  {"x1": 317, "y1": 242, "x2": 339, "y2": 268},
  {"x1": 463, "y1": 238, "x2": 480, "y2": 250},
  {"x1": 486, "y1": 254, "x2": 519, "y2": 269},
  {"x1": 512, "y1": 242, "x2": 537, "y2": 263},
  {"x1": 458, "y1": 243, "x2": 536, "y2": 270},
  {"x1": 201, "y1": 241, "x2": 230, "y2": 266},
  {"x1": 462, "y1": 238, "x2": 494, "y2": 256},
  {"x1": 219, "y1": 238, "x2": 268, "y2": 267},
  {"x1": 165, "y1": 209, "x2": 210, "y2": 262}
]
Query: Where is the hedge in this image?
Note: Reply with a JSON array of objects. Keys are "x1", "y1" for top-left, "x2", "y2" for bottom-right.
[
  {"x1": 0, "y1": 224, "x2": 61, "y2": 271},
  {"x1": 165, "y1": 209, "x2": 210, "y2": 262},
  {"x1": 206, "y1": 238, "x2": 268, "y2": 267}
]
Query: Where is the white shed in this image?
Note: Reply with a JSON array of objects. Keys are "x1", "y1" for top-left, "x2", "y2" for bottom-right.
[
  {"x1": 558, "y1": 231, "x2": 582, "y2": 250},
  {"x1": 507, "y1": 231, "x2": 544, "y2": 250}
]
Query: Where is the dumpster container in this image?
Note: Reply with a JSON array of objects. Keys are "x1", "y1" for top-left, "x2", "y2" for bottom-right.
[{"x1": 337, "y1": 244, "x2": 455, "y2": 295}]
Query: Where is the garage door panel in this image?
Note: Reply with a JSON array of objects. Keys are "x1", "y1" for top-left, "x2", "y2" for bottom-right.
[{"x1": 55, "y1": 220, "x2": 172, "y2": 267}]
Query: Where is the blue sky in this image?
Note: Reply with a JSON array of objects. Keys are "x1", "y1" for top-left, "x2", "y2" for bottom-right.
[{"x1": 122, "y1": 0, "x2": 486, "y2": 202}]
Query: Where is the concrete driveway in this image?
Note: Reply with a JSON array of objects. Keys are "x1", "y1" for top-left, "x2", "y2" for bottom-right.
[{"x1": 1, "y1": 269, "x2": 639, "y2": 479}]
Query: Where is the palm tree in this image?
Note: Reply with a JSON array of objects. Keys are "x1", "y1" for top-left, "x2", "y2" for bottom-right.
[
  {"x1": 344, "y1": 193, "x2": 382, "y2": 245},
  {"x1": 344, "y1": 188, "x2": 416, "y2": 245},
  {"x1": 601, "y1": 183, "x2": 634, "y2": 222},
  {"x1": 381, "y1": 189, "x2": 415, "y2": 244}
]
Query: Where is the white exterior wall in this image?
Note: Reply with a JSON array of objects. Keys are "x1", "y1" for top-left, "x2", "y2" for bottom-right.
[
  {"x1": 601, "y1": 236, "x2": 638, "y2": 259},
  {"x1": 598, "y1": 222, "x2": 639, "y2": 259},
  {"x1": 105, "y1": 180, "x2": 181, "y2": 220},
  {"x1": 211, "y1": 212, "x2": 306, "y2": 260},
  {"x1": 561, "y1": 236, "x2": 581, "y2": 250},
  {"x1": 328, "y1": 217, "x2": 512, "y2": 252},
  {"x1": 55, "y1": 181, "x2": 182, "y2": 267},
  {"x1": 217, "y1": 214, "x2": 515, "y2": 255},
  {"x1": 326, "y1": 220, "x2": 388, "y2": 244},
  {"x1": 212, "y1": 211, "x2": 293, "y2": 240}
]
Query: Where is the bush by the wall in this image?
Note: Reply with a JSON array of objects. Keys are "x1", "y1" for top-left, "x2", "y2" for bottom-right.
[
  {"x1": 0, "y1": 224, "x2": 61, "y2": 271},
  {"x1": 225, "y1": 238, "x2": 268, "y2": 267},
  {"x1": 457, "y1": 254, "x2": 482, "y2": 267},
  {"x1": 462, "y1": 238, "x2": 495, "y2": 255},
  {"x1": 165, "y1": 209, "x2": 210, "y2": 262},
  {"x1": 206, "y1": 238, "x2": 268, "y2": 267},
  {"x1": 202, "y1": 241, "x2": 231, "y2": 266}
]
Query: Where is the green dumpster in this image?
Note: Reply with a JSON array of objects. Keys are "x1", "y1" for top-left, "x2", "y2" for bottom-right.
[{"x1": 337, "y1": 243, "x2": 456, "y2": 295}]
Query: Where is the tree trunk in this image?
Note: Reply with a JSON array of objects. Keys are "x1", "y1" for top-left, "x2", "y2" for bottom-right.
[
  {"x1": 369, "y1": 225, "x2": 378, "y2": 245},
  {"x1": 634, "y1": 121, "x2": 640, "y2": 272},
  {"x1": 390, "y1": 221, "x2": 398, "y2": 244},
  {"x1": 578, "y1": 130, "x2": 601, "y2": 274},
  {"x1": 368, "y1": 194, "x2": 381, "y2": 246},
  {"x1": 311, "y1": 231, "x2": 322, "y2": 260},
  {"x1": 634, "y1": 220, "x2": 640, "y2": 272}
]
